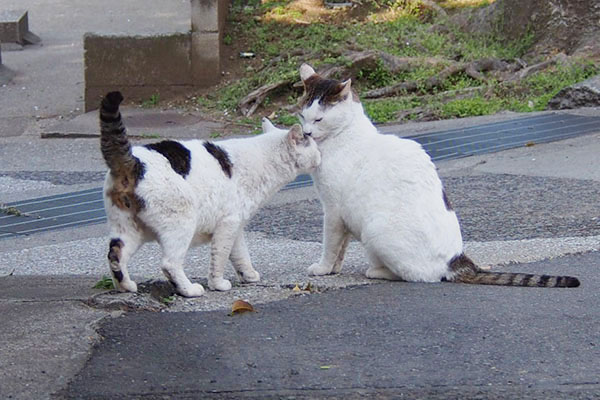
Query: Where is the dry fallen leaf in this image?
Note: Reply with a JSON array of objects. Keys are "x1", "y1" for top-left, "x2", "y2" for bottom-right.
[
  {"x1": 292, "y1": 284, "x2": 301, "y2": 292},
  {"x1": 230, "y1": 299, "x2": 255, "y2": 315}
]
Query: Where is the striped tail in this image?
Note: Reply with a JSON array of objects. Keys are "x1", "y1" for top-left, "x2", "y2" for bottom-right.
[
  {"x1": 99, "y1": 92, "x2": 145, "y2": 211},
  {"x1": 99, "y1": 91, "x2": 144, "y2": 180},
  {"x1": 448, "y1": 253, "x2": 580, "y2": 288}
]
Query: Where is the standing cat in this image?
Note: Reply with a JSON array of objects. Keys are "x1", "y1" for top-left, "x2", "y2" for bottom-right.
[
  {"x1": 297, "y1": 64, "x2": 579, "y2": 288},
  {"x1": 100, "y1": 91, "x2": 320, "y2": 297}
]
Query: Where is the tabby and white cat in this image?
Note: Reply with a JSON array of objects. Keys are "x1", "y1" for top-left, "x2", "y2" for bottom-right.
[
  {"x1": 100, "y1": 91, "x2": 320, "y2": 297},
  {"x1": 298, "y1": 64, "x2": 579, "y2": 288}
]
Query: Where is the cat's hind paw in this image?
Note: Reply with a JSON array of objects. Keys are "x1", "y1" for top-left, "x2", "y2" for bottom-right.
[
  {"x1": 240, "y1": 269, "x2": 260, "y2": 283},
  {"x1": 115, "y1": 279, "x2": 138, "y2": 293},
  {"x1": 365, "y1": 266, "x2": 401, "y2": 281},
  {"x1": 177, "y1": 282, "x2": 205, "y2": 297},
  {"x1": 308, "y1": 263, "x2": 334, "y2": 276},
  {"x1": 208, "y1": 278, "x2": 232, "y2": 291}
]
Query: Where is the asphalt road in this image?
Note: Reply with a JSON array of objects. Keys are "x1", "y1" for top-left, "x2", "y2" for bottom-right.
[
  {"x1": 1, "y1": 1, "x2": 600, "y2": 399},
  {"x1": 57, "y1": 252, "x2": 598, "y2": 400}
]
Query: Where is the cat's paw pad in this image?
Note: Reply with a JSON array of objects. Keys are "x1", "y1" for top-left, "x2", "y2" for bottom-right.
[
  {"x1": 177, "y1": 283, "x2": 205, "y2": 297},
  {"x1": 117, "y1": 279, "x2": 138, "y2": 293},
  {"x1": 241, "y1": 269, "x2": 260, "y2": 283},
  {"x1": 208, "y1": 278, "x2": 232, "y2": 291},
  {"x1": 308, "y1": 263, "x2": 333, "y2": 276}
]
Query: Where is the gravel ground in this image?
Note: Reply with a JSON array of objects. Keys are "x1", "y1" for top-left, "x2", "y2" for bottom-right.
[
  {"x1": 248, "y1": 173, "x2": 600, "y2": 242},
  {"x1": 0, "y1": 171, "x2": 105, "y2": 185}
]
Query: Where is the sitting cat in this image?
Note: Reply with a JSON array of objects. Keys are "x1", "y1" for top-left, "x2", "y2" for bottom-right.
[
  {"x1": 100, "y1": 91, "x2": 321, "y2": 297},
  {"x1": 297, "y1": 64, "x2": 579, "y2": 288}
]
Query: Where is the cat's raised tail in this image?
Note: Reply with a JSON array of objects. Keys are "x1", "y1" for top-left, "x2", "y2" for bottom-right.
[
  {"x1": 448, "y1": 253, "x2": 580, "y2": 288},
  {"x1": 99, "y1": 91, "x2": 144, "y2": 182}
]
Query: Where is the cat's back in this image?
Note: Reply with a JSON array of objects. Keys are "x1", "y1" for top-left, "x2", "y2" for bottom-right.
[{"x1": 329, "y1": 131, "x2": 436, "y2": 184}]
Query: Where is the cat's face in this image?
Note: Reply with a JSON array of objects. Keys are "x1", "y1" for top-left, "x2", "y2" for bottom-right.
[
  {"x1": 298, "y1": 64, "x2": 357, "y2": 142},
  {"x1": 262, "y1": 119, "x2": 321, "y2": 172}
]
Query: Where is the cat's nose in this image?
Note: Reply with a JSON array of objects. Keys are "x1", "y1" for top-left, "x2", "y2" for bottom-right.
[{"x1": 303, "y1": 131, "x2": 312, "y2": 137}]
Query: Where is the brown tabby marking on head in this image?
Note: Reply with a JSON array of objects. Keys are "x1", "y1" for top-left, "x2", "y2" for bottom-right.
[{"x1": 300, "y1": 75, "x2": 359, "y2": 109}]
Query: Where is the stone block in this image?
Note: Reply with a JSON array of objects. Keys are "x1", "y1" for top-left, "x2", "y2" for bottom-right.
[
  {"x1": 191, "y1": 0, "x2": 220, "y2": 33},
  {"x1": 84, "y1": 0, "x2": 231, "y2": 111},
  {"x1": 191, "y1": 32, "x2": 221, "y2": 86},
  {"x1": 84, "y1": 33, "x2": 192, "y2": 86},
  {"x1": 0, "y1": 10, "x2": 39, "y2": 45},
  {"x1": 84, "y1": 32, "x2": 195, "y2": 111}
]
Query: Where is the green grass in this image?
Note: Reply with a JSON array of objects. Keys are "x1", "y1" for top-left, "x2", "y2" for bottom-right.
[
  {"x1": 141, "y1": 94, "x2": 160, "y2": 108},
  {"x1": 274, "y1": 110, "x2": 299, "y2": 126},
  {"x1": 199, "y1": 0, "x2": 598, "y2": 123},
  {"x1": 0, "y1": 205, "x2": 23, "y2": 217},
  {"x1": 93, "y1": 276, "x2": 115, "y2": 290}
]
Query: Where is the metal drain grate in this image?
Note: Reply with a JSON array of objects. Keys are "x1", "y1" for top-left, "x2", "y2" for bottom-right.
[
  {"x1": 1, "y1": 113, "x2": 599, "y2": 239},
  {"x1": 409, "y1": 113, "x2": 599, "y2": 161}
]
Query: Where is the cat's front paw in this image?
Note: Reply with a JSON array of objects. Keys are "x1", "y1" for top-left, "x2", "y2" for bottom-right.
[
  {"x1": 308, "y1": 263, "x2": 334, "y2": 276},
  {"x1": 177, "y1": 282, "x2": 205, "y2": 297},
  {"x1": 208, "y1": 278, "x2": 232, "y2": 291},
  {"x1": 240, "y1": 269, "x2": 260, "y2": 283}
]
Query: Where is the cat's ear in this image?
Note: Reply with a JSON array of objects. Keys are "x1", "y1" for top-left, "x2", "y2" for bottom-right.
[
  {"x1": 340, "y1": 79, "x2": 352, "y2": 100},
  {"x1": 262, "y1": 117, "x2": 276, "y2": 132},
  {"x1": 287, "y1": 124, "x2": 304, "y2": 146},
  {"x1": 300, "y1": 64, "x2": 316, "y2": 82}
]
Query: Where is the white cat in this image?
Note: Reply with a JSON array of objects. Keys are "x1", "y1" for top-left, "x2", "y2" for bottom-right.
[
  {"x1": 100, "y1": 91, "x2": 321, "y2": 297},
  {"x1": 297, "y1": 64, "x2": 579, "y2": 288}
]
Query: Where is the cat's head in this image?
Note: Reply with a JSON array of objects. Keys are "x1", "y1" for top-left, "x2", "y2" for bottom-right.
[
  {"x1": 262, "y1": 118, "x2": 321, "y2": 173},
  {"x1": 298, "y1": 64, "x2": 360, "y2": 142}
]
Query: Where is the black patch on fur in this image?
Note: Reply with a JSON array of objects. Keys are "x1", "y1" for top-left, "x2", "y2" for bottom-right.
[
  {"x1": 563, "y1": 276, "x2": 580, "y2": 288},
  {"x1": 134, "y1": 194, "x2": 146, "y2": 211},
  {"x1": 554, "y1": 276, "x2": 563, "y2": 287},
  {"x1": 134, "y1": 160, "x2": 146, "y2": 183},
  {"x1": 442, "y1": 189, "x2": 453, "y2": 211},
  {"x1": 108, "y1": 238, "x2": 124, "y2": 263},
  {"x1": 145, "y1": 140, "x2": 191, "y2": 178},
  {"x1": 537, "y1": 275, "x2": 551, "y2": 287},
  {"x1": 203, "y1": 142, "x2": 233, "y2": 178},
  {"x1": 112, "y1": 270, "x2": 124, "y2": 283},
  {"x1": 108, "y1": 238, "x2": 124, "y2": 283}
]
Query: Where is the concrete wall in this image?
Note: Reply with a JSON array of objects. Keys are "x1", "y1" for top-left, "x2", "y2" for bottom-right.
[{"x1": 84, "y1": 0, "x2": 229, "y2": 111}]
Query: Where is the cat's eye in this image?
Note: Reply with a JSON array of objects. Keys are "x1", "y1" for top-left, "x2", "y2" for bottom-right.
[{"x1": 315, "y1": 118, "x2": 323, "y2": 123}]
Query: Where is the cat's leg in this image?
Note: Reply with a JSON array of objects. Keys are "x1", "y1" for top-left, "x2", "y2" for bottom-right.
[
  {"x1": 331, "y1": 233, "x2": 351, "y2": 274},
  {"x1": 308, "y1": 214, "x2": 350, "y2": 276},
  {"x1": 208, "y1": 219, "x2": 241, "y2": 291},
  {"x1": 229, "y1": 232, "x2": 260, "y2": 283},
  {"x1": 365, "y1": 251, "x2": 403, "y2": 281},
  {"x1": 159, "y1": 227, "x2": 205, "y2": 297},
  {"x1": 107, "y1": 232, "x2": 143, "y2": 293}
]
